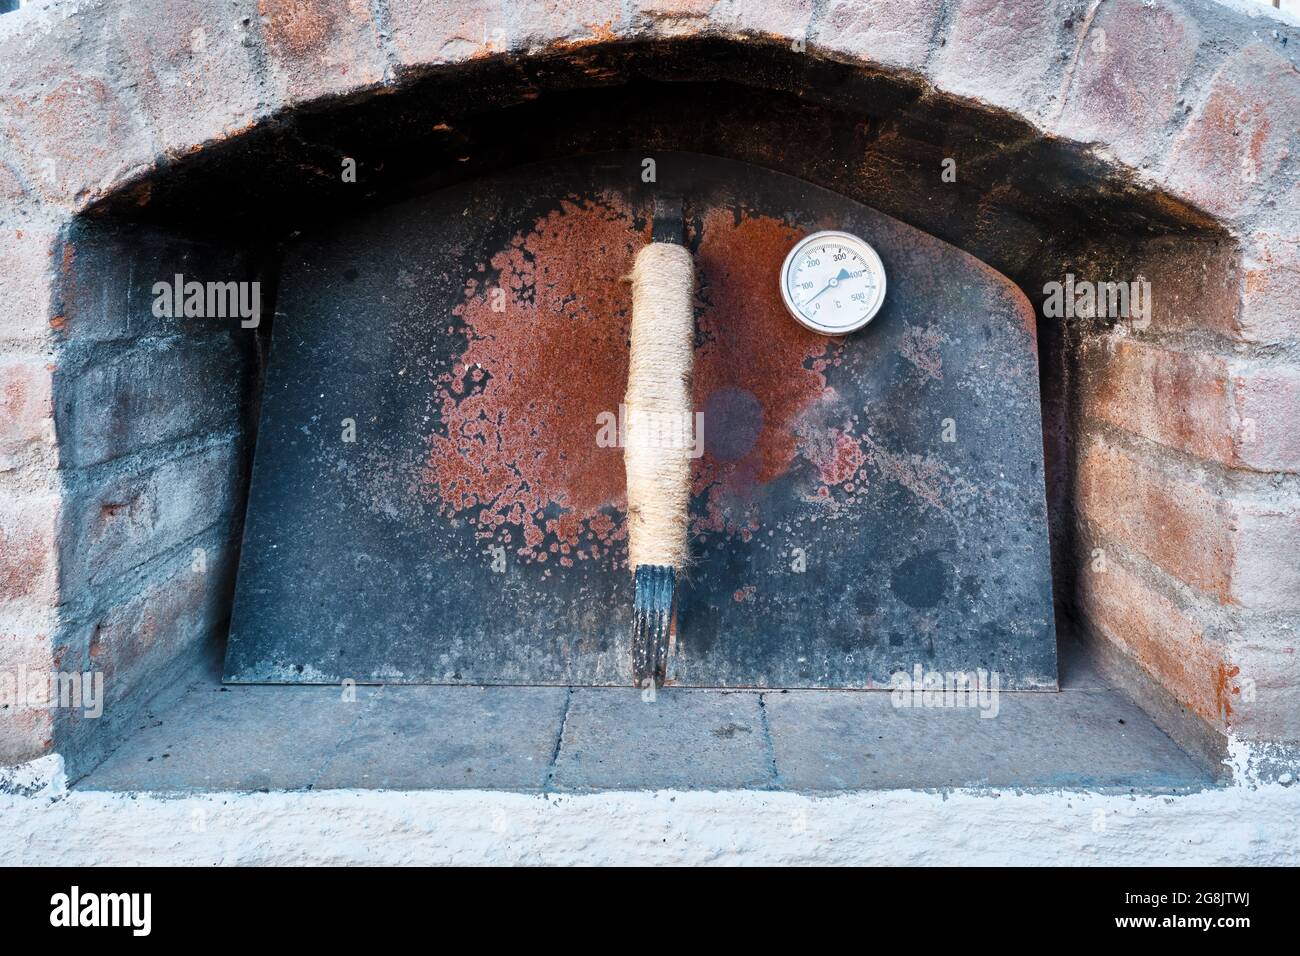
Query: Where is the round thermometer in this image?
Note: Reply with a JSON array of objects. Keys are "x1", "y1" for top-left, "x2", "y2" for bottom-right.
[{"x1": 780, "y1": 231, "x2": 887, "y2": 335}]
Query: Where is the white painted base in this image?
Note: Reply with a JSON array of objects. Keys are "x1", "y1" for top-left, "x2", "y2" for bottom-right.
[{"x1": 3, "y1": 744, "x2": 1297, "y2": 866}]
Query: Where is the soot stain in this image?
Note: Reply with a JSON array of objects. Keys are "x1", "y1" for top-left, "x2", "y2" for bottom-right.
[{"x1": 889, "y1": 549, "x2": 950, "y2": 609}]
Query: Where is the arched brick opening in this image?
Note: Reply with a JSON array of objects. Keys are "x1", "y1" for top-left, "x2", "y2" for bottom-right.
[{"x1": 1, "y1": 0, "x2": 1295, "y2": 779}]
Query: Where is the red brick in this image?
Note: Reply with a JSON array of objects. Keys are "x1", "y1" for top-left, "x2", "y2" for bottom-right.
[
  {"x1": 1239, "y1": 231, "x2": 1300, "y2": 343},
  {"x1": 0, "y1": 358, "x2": 55, "y2": 471},
  {"x1": 1078, "y1": 434, "x2": 1300, "y2": 608},
  {"x1": 1233, "y1": 504, "x2": 1300, "y2": 611},
  {"x1": 0, "y1": 14, "x2": 153, "y2": 206},
  {"x1": 932, "y1": 0, "x2": 1092, "y2": 120},
  {"x1": 1078, "y1": 338, "x2": 1300, "y2": 474},
  {"x1": 108, "y1": 0, "x2": 263, "y2": 158},
  {"x1": 1078, "y1": 557, "x2": 1229, "y2": 726},
  {"x1": 0, "y1": 225, "x2": 60, "y2": 342},
  {"x1": 1232, "y1": 364, "x2": 1300, "y2": 473},
  {"x1": 0, "y1": 155, "x2": 27, "y2": 204},
  {"x1": 813, "y1": 0, "x2": 944, "y2": 71},
  {"x1": 1133, "y1": 235, "x2": 1241, "y2": 337},
  {"x1": 1166, "y1": 44, "x2": 1300, "y2": 223},
  {"x1": 384, "y1": 0, "x2": 510, "y2": 69},
  {"x1": 1078, "y1": 338, "x2": 1233, "y2": 464},
  {"x1": 1054, "y1": 0, "x2": 1200, "y2": 166},
  {"x1": 0, "y1": 630, "x2": 56, "y2": 764},
  {"x1": 0, "y1": 496, "x2": 59, "y2": 609},
  {"x1": 258, "y1": 0, "x2": 387, "y2": 102},
  {"x1": 1226, "y1": 635, "x2": 1300, "y2": 742},
  {"x1": 711, "y1": 0, "x2": 815, "y2": 40},
  {"x1": 1077, "y1": 435, "x2": 1235, "y2": 599}
]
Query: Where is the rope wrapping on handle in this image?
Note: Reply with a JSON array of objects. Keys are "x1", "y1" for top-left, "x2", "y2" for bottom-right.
[{"x1": 624, "y1": 242, "x2": 694, "y2": 572}]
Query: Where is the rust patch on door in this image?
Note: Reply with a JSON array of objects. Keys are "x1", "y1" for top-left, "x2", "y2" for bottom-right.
[{"x1": 421, "y1": 198, "x2": 857, "y2": 562}]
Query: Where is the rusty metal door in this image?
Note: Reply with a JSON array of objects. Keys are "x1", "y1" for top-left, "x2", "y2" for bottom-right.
[{"x1": 223, "y1": 152, "x2": 1056, "y2": 688}]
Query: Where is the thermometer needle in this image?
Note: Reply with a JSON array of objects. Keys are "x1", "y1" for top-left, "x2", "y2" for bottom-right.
[{"x1": 802, "y1": 268, "x2": 851, "y2": 307}]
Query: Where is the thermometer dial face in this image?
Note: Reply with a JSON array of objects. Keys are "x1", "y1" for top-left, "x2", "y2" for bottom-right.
[{"x1": 779, "y1": 231, "x2": 887, "y2": 335}]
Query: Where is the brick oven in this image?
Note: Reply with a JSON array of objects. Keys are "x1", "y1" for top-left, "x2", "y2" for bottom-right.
[{"x1": 0, "y1": 0, "x2": 1297, "y2": 862}]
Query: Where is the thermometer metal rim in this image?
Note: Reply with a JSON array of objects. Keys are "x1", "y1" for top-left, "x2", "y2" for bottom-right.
[{"x1": 779, "y1": 230, "x2": 887, "y2": 335}]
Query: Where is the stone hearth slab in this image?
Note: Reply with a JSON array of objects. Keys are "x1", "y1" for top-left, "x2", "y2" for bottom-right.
[
  {"x1": 763, "y1": 688, "x2": 1206, "y2": 792},
  {"x1": 315, "y1": 686, "x2": 568, "y2": 791},
  {"x1": 548, "y1": 689, "x2": 774, "y2": 791},
  {"x1": 82, "y1": 684, "x2": 380, "y2": 792},
  {"x1": 80, "y1": 641, "x2": 1213, "y2": 794}
]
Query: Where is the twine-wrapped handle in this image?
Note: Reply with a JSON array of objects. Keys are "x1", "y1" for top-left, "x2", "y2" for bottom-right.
[{"x1": 624, "y1": 242, "x2": 694, "y2": 573}]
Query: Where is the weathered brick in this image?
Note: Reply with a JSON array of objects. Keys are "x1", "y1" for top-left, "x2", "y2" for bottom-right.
[
  {"x1": 0, "y1": 4, "x2": 154, "y2": 205},
  {"x1": 1227, "y1": 633, "x2": 1300, "y2": 742},
  {"x1": 1078, "y1": 434, "x2": 1300, "y2": 608},
  {"x1": 712, "y1": 0, "x2": 811, "y2": 39},
  {"x1": 636, "y1": 0, "x2": 721, "y2": 19},
  {"x1": 385, "y1": 0, "x2": 510, "y2": 67},
  {"x1": 1233, "y1": 504, "x2": 1300, "y2": 611},
  {"x1": 1131, "y1": 235, "x2": 1241, "y2": 337},
  {"x1": 1078, "y1": 338, "x2": 1233, "y2": 465},
  {"x1": 61, "y1": 439, "x2": 243, "y2": 595},
  {"x1": 931, "y1": 0, "x2": 1092, "y2": 121},
  {"x1": 1054, "y1": 0, "x2": 1200, "y2": 168},
  {"x1": 1239, "y1": 231, "x2": 1300, "y2": 343},
  {"x1": 1078, "y1": 556, "x2": 1229, "y2": 727},
  {"x1": 0, "y1": 358, "x2": 56, "y2": 471},
  {"x1": 387, "y1": 0, "x2": 632, "y2": 67},
  {"x1": 1078, "y1": 338, "x2": 1300, "y2": 474},
  {"x1": 1127, "y1": 231, "x2": 1300, "y2": 344},
  {"x1": 0, "y1": 630, "x2": 56, "y2": 765},
  {"x1": 258, "y1": 0, "x2": 387, "y2": 102},
  {"x1": 55, "y1": 337, "x2": 247, "y2": 469},
  {"x1": 812, "y1": 0, "x2": 944, "y2": 71},
  {"x1": 64, "y1": 532, "x2": 235, "y2": 702},
  {"x1": 0, "y1": 225, "x2": 60, "y2": 341},
  {"x1": 1077, "y1": 435, "x2": 1235, "y2": 600},
  {"x1": 629, "y1": 0, "x2": 773, "y2": 45},
  {"x1": 1166, "y1": 44, "x2": 1300, "y2": 223},
  {"x1": 108, "y1": 0, "x2": 263, "y2": 158},
  {"x1": 710, "y1": 0, "x2": 814, "y2": 42},
  {"x1": 1232, "y1": 364, "x2": 1300, "y2": 473},
  {"x1": 59, "y1": 222, "x2": 256, "y2": 344},
  {"x1": 0, "y1": 495, "x2": 59, "y2": 609},
  {"x1": 0, "y1": 155, "x2": 28, "y2": 204}
]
